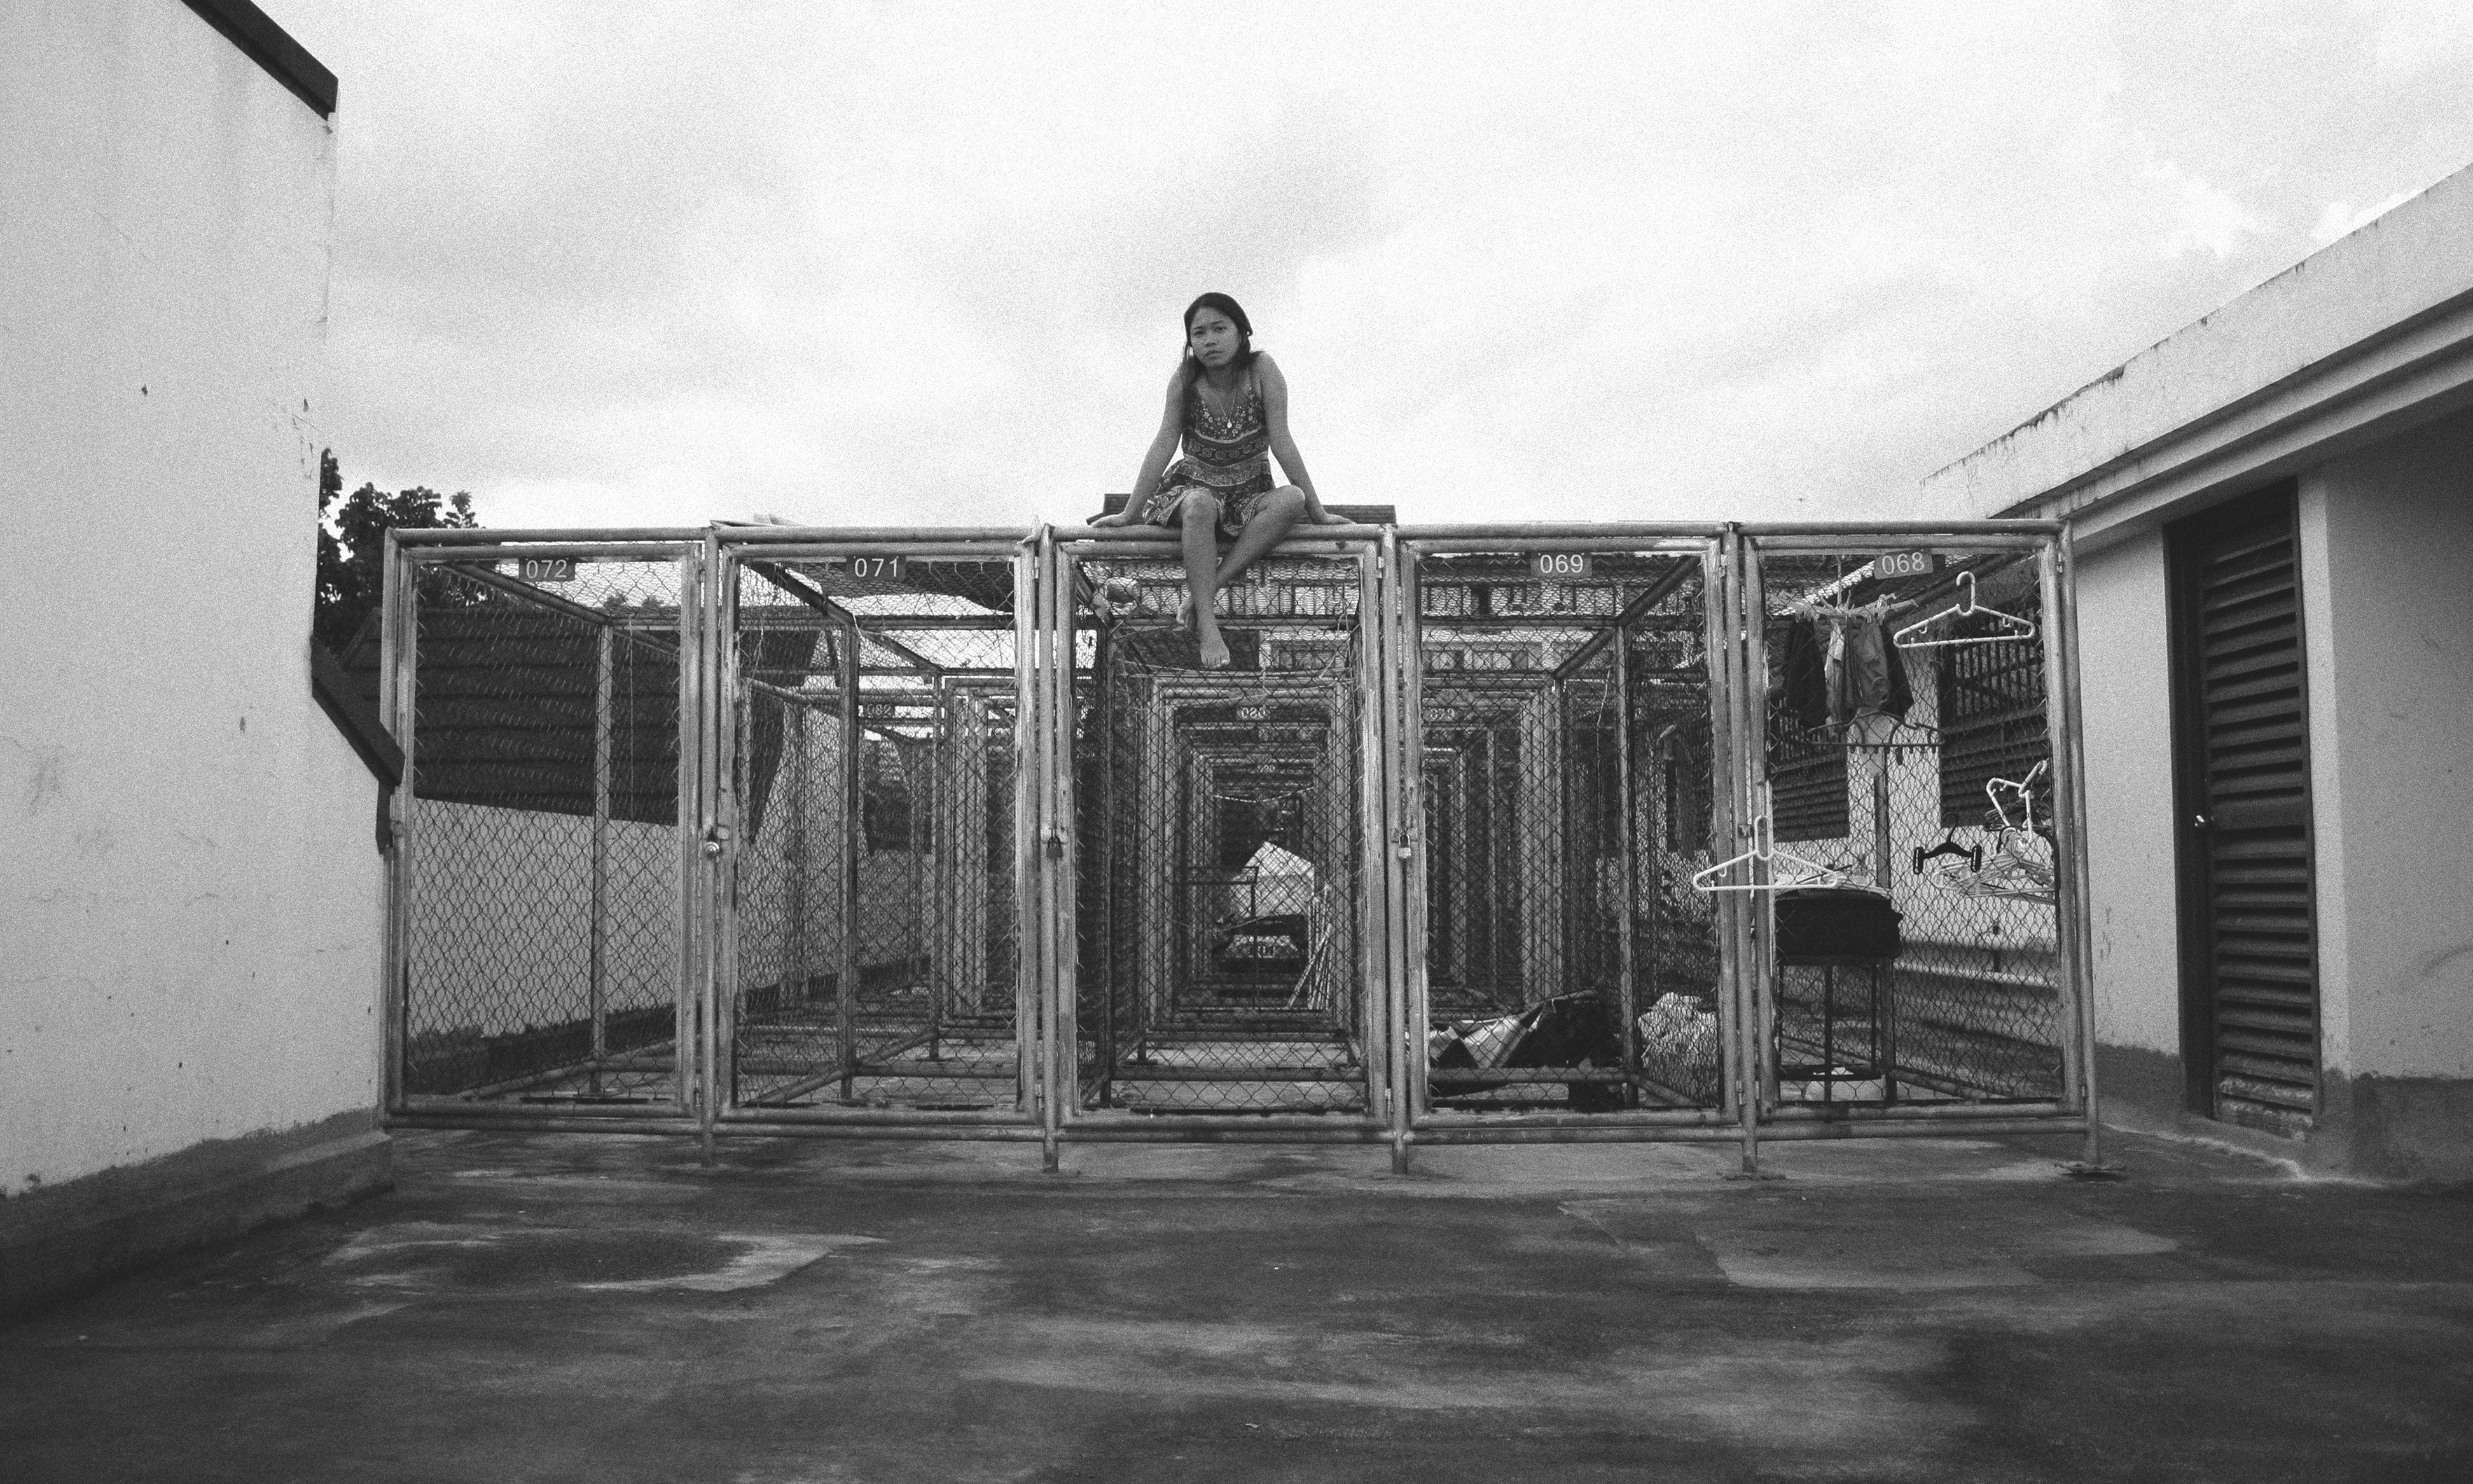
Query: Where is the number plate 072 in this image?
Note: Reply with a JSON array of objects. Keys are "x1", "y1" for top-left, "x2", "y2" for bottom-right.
[{"x1": 1531, "y1": 552, "x2": 1593, "y2": 579}]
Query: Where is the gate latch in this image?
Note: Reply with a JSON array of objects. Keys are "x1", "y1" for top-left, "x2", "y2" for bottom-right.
[
  {"x1": 1043, "y1": 828, "x2": 1065, "y2": 858},
  {"x1": 702, "y1": 822, "x2": 734, "y2": 857}
]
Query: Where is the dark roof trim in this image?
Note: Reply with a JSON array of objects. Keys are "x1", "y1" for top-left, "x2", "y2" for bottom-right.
[
  {"x1": 181, "y1": 0, "x2": 336, "y2": 118},
  {"x1": 310, "y1": 641, "x2": 402, "y2": 788}
]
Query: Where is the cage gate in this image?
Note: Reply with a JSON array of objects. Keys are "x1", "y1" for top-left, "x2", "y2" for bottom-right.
[
  {"x1": 380, "y1": 521, "x2": 2096, "y2": 1166},
  {"x1": 376, "y1": 540, "x2": 703, "y2": 1122},
  {"x1": 1049, "y1": 530, "x2": 1395, "y2": 1148},
  {"x1": 711, "y1": 536, "x2": 1038, "y2": 1137},
  {"x1": 1737, "y1": 532, "x2": 2095, "y2": 1148},
  {"x1": 1397, "y1": 537, "x2": 1743, "y2": 1145}
]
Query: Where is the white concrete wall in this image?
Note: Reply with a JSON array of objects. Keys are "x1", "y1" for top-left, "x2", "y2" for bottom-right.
[
  {"x1": 0, "y1": 3, "x2": 367, "y2": 1195},
  {"x1": 405, "y1": 807, "x2": 681, "y2": 1036},
  {"x1": 2304, "y1": 409, "x2": 2473, "y2": 1082},
  {"x1": 2070, "y1": 537, "x2": 2182, "y2": 1057}
]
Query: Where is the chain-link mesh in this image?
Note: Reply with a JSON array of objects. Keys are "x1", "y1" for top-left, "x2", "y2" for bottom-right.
[
  {"x1": 1071, "y1": 554, "x2": 1371, "y2": 1114},
  {"x1": 400, "y1": 557, "x2": 688, "y2": 1102},
  {"x1": 1754, "y1": 548, "x2": 2065, "y2": 1106},
  {"x1": 726, "y1": 557, "x2": 1023, "y2": 1111},
  {"x1": 1414, "y1": 553, "x2": 1726, "y2": 1113},
  {"x1": 390, "y1": 534, "x2": 2079, "y2": 1133}
]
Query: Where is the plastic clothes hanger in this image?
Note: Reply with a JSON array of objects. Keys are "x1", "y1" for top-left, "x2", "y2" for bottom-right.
[
  {"x1": 1913, "y1": 833, "x2": 1983, "y2": 876},
  {"x1": 1892, "y1": 571, "x2": 2036, "y2": 649},
  {"x1": 1691, "y1": 814, "x2": 1855, "y2": 894},
  {"x1": 1925, "y1": 761, "x2": 2056, "y2": 903},
  {"x1": 1961, "y1": 828, "x2": 2056, "y2": 904},
  {"x1": 1985, "y1": 759, "x2": 2050, "y2": 833}
]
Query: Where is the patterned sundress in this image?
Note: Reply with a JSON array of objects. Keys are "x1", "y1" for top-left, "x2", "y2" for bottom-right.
[{"x1": 1137, "y1": 364, "x2": 1277, "y2": 538}]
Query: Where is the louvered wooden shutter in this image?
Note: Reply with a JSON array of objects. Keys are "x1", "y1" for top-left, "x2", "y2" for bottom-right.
[{"x1": 2173, "y1": 489, "x2": 2320, "y2": 1132}]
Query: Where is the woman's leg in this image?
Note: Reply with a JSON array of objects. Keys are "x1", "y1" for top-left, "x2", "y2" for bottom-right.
[
  {"x1": 1212, "y1": 487, "x2": 1309, "y2": 594},
  {"x1": 1179, "y1": 492, "x2": 1230, "y2": 668}
]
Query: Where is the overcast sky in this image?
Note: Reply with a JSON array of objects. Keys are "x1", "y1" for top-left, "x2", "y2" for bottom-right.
[{"x1": 281, "y1": 1, "x2": 2473, "y2": 530}]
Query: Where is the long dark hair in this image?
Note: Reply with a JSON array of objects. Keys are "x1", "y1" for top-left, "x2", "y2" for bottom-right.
[{"x1": 1177, "y1": 292, "x2": 1255, "y2": 394}]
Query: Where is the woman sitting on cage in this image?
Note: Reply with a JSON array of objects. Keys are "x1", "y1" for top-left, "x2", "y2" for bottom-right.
[{"x1": 1090, "y1": 292, "x2": 1347, "y2": 668}]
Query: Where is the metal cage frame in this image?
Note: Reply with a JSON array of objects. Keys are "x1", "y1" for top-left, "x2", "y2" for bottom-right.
[{"x1": 376, "y1": 518, "x2": 2096, "y2": 1173}]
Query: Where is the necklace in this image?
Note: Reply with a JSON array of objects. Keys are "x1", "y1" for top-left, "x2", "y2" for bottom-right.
[{"x1": 1196, "y1": 370, "x2": 1249, "y2": 423}]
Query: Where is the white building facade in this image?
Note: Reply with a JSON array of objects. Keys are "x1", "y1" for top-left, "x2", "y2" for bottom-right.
[
  {"x1": 1925, "y1": 165, "x2": 2473, "y2": 1180},
  {"x1": 0, "y1": 1, "x2": 389, "y2": 1315}
]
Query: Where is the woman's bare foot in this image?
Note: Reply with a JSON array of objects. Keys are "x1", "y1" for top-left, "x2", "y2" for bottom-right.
[{"x1": 1198, "y1": 621, "x2": 1231, "y2": 669}]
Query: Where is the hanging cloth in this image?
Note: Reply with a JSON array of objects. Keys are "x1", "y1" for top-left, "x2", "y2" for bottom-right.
[
  {"x1": 1780, "y1": 620, "x2": 1831, "y2": 730},
  {"x1": 1824, "y1": 614, "x2": 1913, "y2": 726}
]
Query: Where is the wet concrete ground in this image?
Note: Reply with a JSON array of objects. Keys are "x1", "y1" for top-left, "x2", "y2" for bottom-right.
[{"x1": 3, "y1": 1128, "x2": 2470, "y2": 1483}]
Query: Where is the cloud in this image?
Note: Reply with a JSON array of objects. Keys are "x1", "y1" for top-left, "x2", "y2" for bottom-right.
[
  {"x1": 2309, "y1": 189, "x2": 2418, "y2": 244},
  {"x1": 275, "y1": 0, "x2": 2473, "y2": 530},
  {"x1": 2149, "y1": 162, "x2": 2272, "y2": 260}
]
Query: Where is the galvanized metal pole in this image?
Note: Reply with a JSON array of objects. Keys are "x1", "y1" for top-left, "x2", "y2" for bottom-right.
[
  {"x1": 2044, "y1": 532, "x2": 2105, "y2": 1169},
  {"x1": 688, "y1": 538, "x2": 719, "y2": 1160},
  {"x1": 787, "y1": 700, "x2": 810, "y2": 1018},
  {"x1": 1718, "y1": 529, "x2": 1762, "y2": 1175},
  {"x1": 590, "y1": 625, "x2": 613, "y2": 1094},
  {"x1": 924, "y1": 679, "x2": 943, "y2": 1059},
  {"x1": 1041, "y1": 530, "x2": 1068, "y2": 1172},
  {"x1": 1397, "y1": 539, "x2": 1430, "y2": 1163},
  {"x1": 1742, "y1": 539, "x2": 1780, "y2": 1135},
  {"x1": 1010, "y1": 541, "x2": 1041, "y2": 1123},
  {"x1": 378, "y1": 530, "x2": 413, "y2": 1115},
  {"x1": 839, "y1": 613, "x2": 862, "y2": 1106},
  {"x1": 1094, "y1": 624, "x2": 1118, "y2": 1106},
  {"x1": 1376, "y1": 534, "x2": 1417, "y2": 1172},
  {"x1": 1612, "y1": 616, "x2": 1642, "y2": 1108}
]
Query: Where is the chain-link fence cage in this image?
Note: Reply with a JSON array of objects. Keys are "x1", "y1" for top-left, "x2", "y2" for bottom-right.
[
  {"x1": 377, "y1": 555, "x2": 691, "y2": 1104},
  {"x1": 724, "y1": 556, "x2": 1024, "y2": 1112},
  {"x1": 1409, "y1": 550, "x2": 1728, "y2": 1114},
  {"x1": 1750, "y1": 544, "x2": 2065, "y2": 1108},
  {"x1": 374, "y1": 526, "x2": 2088, "y2": 1146},
  {"x1": 1069, "y1": 550, "x2": 1375, "y2": 1116}
]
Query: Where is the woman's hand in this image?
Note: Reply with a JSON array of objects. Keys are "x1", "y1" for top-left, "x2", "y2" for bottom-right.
[
  {"x1": 1088, "y1": 510, "x2": 1137, "y2": 527},
  {"x1": 1305, "y1": 504, "x2": 1350, "y2": 525}
]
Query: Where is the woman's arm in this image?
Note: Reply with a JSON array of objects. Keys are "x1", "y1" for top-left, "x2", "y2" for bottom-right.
[
  {"x1": 1090, "y1": 368, "x2": 1188, "y2": 527},
  {"x1": 1256, "y1": 355, "x2": 1345, "y2": 524}
]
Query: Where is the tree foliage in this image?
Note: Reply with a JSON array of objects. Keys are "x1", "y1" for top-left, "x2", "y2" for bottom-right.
[{"x1": 315, "y1": 449, "x2": 480, "y2": 651}]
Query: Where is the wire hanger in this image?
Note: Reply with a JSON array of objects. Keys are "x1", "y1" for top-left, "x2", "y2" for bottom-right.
[
  {"x1": 1892, "y1": 571, "x2": 2036, "y2": 649},
  {"x1": 1691, "y1": 814, "x2": 1855, "y2": 894}
]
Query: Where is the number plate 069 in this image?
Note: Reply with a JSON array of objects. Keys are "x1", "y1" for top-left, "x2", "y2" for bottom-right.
[{"x1": 1531, "y1": 552, "x2": 1593, "y2": 579}]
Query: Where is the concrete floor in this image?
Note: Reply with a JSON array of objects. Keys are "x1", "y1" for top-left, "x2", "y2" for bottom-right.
[{"x1": 3, "y1": 1128, "x2": 2470, "y2": 1483}]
